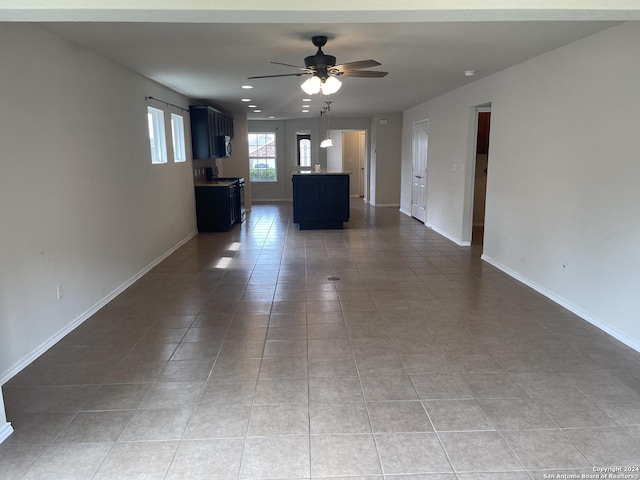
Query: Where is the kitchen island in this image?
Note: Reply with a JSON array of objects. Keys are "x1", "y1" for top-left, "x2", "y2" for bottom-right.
[{"x1": 292, "y1": 171, "x2": 350, "y2": 230}]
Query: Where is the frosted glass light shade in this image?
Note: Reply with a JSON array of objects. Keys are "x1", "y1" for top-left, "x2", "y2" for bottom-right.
[
  {"x1": 301, "y1": 75, "x2": 342, "y2": 95},
  {"x1": 301, "y1": 76, "x2": 321, "y2": 95},
  {"x1": 320, "y1": 138, "x2": 333, "y2": 148},
  {"x1": 321, "y1": 76, "x2": 342, "y2": 95}
]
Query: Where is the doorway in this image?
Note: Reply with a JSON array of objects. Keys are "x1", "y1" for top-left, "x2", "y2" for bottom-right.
[
  {"x1": 411, "y1": 120, "x2": 428, "y2": 223},
  {"x1": 472, "y1": 109, "x2": 491, "y2": 246},
  {"x1": 342, "y1": 130, "x2": 366, "y2": 197}
]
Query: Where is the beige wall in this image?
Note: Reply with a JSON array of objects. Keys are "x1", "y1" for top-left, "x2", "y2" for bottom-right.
[
  {"x1": 370, "y1": 113, "x2": 403, "y2": 207},
  {"x1": 0, "y1": 23, "x2": 197, "y2": 383},
  {"x1": 402, "y1": 22, "x2": 640, "y2": 350}
]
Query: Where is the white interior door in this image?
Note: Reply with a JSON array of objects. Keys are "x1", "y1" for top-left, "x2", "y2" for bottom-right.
[
  {"x1": 411, "y1": 120, "x2": 428, "y2": 222},
  {"x1": 359, "y1": 131, "x2": 365, "y2": 197}
]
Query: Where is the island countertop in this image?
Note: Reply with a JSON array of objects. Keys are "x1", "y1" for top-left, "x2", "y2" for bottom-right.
[{"x1": 292, "y1": 170, "x2": 351, "y2": 176}]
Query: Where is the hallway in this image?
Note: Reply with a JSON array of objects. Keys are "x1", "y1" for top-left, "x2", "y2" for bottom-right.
[{"x1": 1, "y1": 201, "x2": 640, "y2": 479}]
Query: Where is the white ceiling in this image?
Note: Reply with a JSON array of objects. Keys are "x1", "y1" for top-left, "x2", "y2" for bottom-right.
[{"x1": 39, "y1": 20, "x2": 620, "y2": 119}]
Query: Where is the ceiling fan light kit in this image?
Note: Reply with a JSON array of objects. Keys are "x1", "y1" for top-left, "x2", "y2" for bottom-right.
[
  {"x1": 321, "y1": 76, "x2": 342, "y2": 94},
  {"x1": 301, "y1": 75, "x2": 322, "y2": 94},
  {"x1": 249, "y1": 35, "x2": 387, "y2": 97},
  {"x1": 302, "y1": 75, "x2": 342, "y2": 95}
]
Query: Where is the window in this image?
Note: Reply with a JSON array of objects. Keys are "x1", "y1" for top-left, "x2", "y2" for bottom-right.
[
  {"x1": 248, "y1": 132, "x2": 277, "y2": 182},
  {"x1": 147, "y1": 106, "x2": 167, "y2": 164},
  {"x1": 297, "y1": 133, "x2": 311, "y2": 166},
  {"x1": 171, "y1": 113, "x2": 186, "y2": 162}
]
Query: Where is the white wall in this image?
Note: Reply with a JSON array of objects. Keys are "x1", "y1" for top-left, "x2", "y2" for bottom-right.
[
  {"x1": 0, "y1": 23, "x2": 197, "y2": 385},
  {"x1": 326, "y1": 130, "x2": 343, "y2": 172},
  {"x1": 2, "y1": 1, "x2": 638, "y2": 23},
  {"x1": 401, "y1": 21, "x2": 640, "y2": 350}
]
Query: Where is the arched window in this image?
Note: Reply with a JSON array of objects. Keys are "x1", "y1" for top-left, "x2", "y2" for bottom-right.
[{"x1": 297, "y1": 134, "x2": 311, "y2": 166}]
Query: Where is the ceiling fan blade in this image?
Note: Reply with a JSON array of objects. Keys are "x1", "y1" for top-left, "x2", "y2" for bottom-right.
[
  {"x1": 247, "y1": 72, "x2": 310, "y2": 79},
  {"x1": 332, "y1": 60, "x2": 381, "y2": 72},
  {"x1": 340, "y1": 70, "x2": 388, "y2": 78},
  {"x1": 270, "y1": 61, "x2": 310, "y2": 71}
]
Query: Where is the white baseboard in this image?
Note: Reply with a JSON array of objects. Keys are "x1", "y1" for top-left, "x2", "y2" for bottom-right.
[
  {"x1": 399, "y1": 208, "x2": 412, "y2": 217},
  {"x1": 426, "y1": 223, "x2": 470, "y2": 247},
  {"x1": 0, "y1": 422, "x2": 13, "y2": 444},
  {"x1": 370, "y1": 203, "x2": 400, "y2": 208},
  {"x1": 481, "y1": 254, "x2": 640, "y2": 353},
  {"x1": 0, "y1": 231, "x2": 198, "y2": 385}
]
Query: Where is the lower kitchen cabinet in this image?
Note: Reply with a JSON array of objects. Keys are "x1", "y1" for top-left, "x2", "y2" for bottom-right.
[{"x1": 195, "y1": 184, "x2": 237, "y2": 232}]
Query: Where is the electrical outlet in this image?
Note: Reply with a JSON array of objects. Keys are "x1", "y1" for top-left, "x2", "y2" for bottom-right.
[{"x1": 56, "y1": 282, "x2": 64, "y2": 300}]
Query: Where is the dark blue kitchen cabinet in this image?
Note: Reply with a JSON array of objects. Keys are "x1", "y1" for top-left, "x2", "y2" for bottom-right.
[
  {"x1": 190, "y1": 106, "x2": 234, "y2": 159},
  {"x1": 292, "y1": 173, "x2": 349, "y2": 230},
  {"x1": 195, "y1": 184, "x2": 237, "y2": 232}
]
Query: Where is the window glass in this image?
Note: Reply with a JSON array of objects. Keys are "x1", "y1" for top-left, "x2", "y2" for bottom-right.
[
  {"x1": 171, "y1": 114, "x2": 186, "y2": 162},
  {"x1": 147, "y1": 106, "x2": 167, "y2": 164},
  {"x1": 248, "y1": 132, "x2": 277, "y2": 182},
  {"x1": 297, "y1": 134, "x2": 311, "y2": 166}
]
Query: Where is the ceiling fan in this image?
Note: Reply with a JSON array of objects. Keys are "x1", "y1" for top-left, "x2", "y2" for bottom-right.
[{"x1": 248, "y1": 35, "x2": 388, "y2": 95}]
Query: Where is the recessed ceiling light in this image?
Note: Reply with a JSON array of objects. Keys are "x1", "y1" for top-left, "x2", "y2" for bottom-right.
[
  {"x1": 241, "y1": 98, "x2": 251, "y2": 102},
  {"x1": 248, "y1": 105, "x2": 257, "y2": 108},
  {"x1": 268, "y1": 116, "x2": 275, "y2": 119},
  {"x1": 464, "y1": 70, "x2": 475, "y2": 77},
  {"x1": 302, "y1": 105, "x2": 310, "y2": 108},
  {"x1": 253, "y1": 109, "x2": 262, "y2": 113},
  {"x1": 242, "y1": 85, "x2": 254, "y2": 89},
  {"x1": 302, "y1": 98, "x2": 311, "y2": 102},
  {"x1": 302, "y1": 109, "x2": 309, "y2": 113}
]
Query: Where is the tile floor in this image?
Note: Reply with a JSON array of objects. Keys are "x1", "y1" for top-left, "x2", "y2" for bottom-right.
[{"x1": 2, "y1": 201, "x2": 640, "y2": 479}]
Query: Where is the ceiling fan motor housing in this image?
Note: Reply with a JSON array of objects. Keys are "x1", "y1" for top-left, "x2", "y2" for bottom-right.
[
  {"x1": 305, "y1": 53, "x2": 336, "y2": 80},
  {"x1": 306, "y1": 36, "x2": 336, "y2": 80}
]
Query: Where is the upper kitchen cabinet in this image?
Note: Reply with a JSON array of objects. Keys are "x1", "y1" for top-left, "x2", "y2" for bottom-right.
[{"x1": 189, "y1": 105, "x2": 234, "y2": 159}]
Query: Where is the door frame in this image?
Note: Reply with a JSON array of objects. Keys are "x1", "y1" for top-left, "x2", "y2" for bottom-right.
[{"x1": 463, "y1": 104, "x2": 492, "y2": 245}]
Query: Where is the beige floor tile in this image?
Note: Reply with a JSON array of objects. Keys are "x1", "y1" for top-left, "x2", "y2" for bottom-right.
[
  {"x1": 23, "y1": 443, "x2": 112, "y2": 480},
  {"x1": 240, "y1": 435, "x2": 310, "y2": 479},
  {"x1": 4, "y1": 203, "x2": 640, "y2": 479},
  {"x1": 165, "y1": 438, "x2": 244, "y2": 480},
  {"x1": 94, "y1": 441, "x2": 178, "y2": 480},
  {"x1": 310, "y1": 434, "x2": 381, "y2": 477}
]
